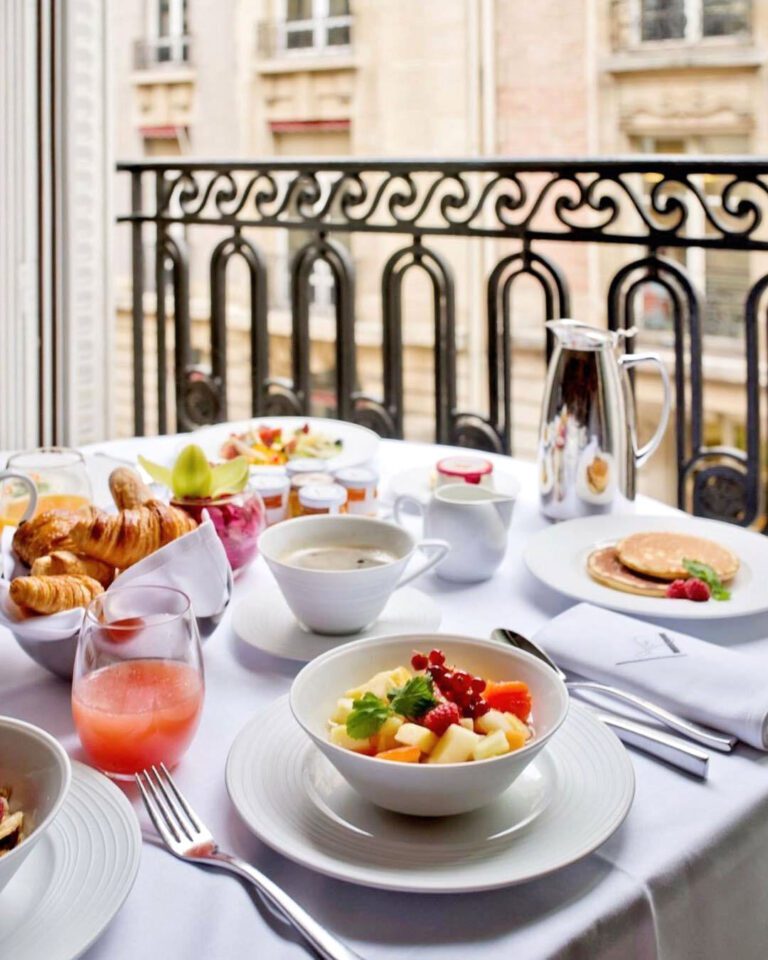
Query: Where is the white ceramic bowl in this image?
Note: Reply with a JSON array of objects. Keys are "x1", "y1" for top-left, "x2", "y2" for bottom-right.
[
  {"x1": 0, "y1": 716, "x2": 71, "y2": 896},
  {"x1": 290, "y1": 633, "x2": 569, "y2": 817}
]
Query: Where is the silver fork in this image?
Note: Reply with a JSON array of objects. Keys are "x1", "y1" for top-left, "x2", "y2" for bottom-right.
[{"x1": 136, "y1": 764, "x2": 363, "y2": 960}]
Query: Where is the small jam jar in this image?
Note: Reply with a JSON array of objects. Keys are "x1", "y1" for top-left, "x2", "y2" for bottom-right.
[
  {"x1": 289, "y1": 472, "x2": 335, "y2": 517},
  {"x1": 435, "y1": 456, "x2": 494, "y2": 487},
  {"x1": 250, "y1": 474, "x2": 290, "y2": 525},
  {"x1": 334, "y1": 466, "x2": 379, "y2": 516},
  {"x1": 286, "y1": 460, "x2": 326, "y2": 478},
  {"x1": 298, "y1": 483, "x2": 348, "y2": 516}
]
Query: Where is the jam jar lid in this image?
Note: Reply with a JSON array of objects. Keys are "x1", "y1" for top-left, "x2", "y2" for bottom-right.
[
  {"x1": 436, "y1": 456, "x2": 493, "y2": 481},
  {"x1": 250, "y1": 473, "x2": 290, "y2": 496},
  {"x1": 286, "y1": 459, "x2": 329, "y2": 477},
  {"x1": 333, "y1": 466, "x2": 379, "y2": 487},
  {"x1": 291, "y1": 471, "x2": 335, "y2": 489},
  {"x1": 249, "y1": 464, "x2": 288, "y2": 479},
  {"x1": 298, "y1": 483, "x2": 348, "y2": 509}
]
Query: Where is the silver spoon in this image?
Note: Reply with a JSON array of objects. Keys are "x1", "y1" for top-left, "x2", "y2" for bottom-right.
[{"x1": 492, "y1": 627, "x2": 734, "y2": 753}]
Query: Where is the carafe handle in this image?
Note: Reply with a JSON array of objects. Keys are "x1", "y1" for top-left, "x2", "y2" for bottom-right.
[{"x1": 618, "y1": 352, "x2": 671, "y2": 468}]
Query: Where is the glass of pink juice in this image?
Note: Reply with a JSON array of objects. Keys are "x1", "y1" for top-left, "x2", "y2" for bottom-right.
[{"x1": 72, "y1": 586, "x2": 204, "y2": 779}]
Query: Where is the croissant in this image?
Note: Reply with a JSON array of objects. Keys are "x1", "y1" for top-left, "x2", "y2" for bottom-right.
[
  {"x1": 109, "y1": 467, "x2": 153, "y2": 510},
  {"x1": 31, "y1": 550, "x2": 115, "y2": 588},
  {"x1": 70, "y1": 499, "x2": 197, "y2": 568},
  {"x1": 10, "y1": 574, "x2": 104, "y2": 615},
  {"x1": 11, "y1": 507, "x2": 104, "y2": 567}
]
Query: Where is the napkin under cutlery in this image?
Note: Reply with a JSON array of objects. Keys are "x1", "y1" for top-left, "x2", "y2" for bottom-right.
[{"x1": 534, "y1": 603, "x2": 768, "y2": 750}]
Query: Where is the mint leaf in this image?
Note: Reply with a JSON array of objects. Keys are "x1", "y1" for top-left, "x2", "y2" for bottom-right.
[
  {"x1": 346, "y1": 693, "x2": 391, "y2": 739},
  {"x1": 683, "y1": 559, "x2": 731, "y2": 601},
  {"x1": 388, "y1": 675, "x2": 437, "y2": 719}
]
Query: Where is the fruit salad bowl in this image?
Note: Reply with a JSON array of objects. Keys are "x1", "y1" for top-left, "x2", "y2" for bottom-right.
[{"x1": 290, "y1": 633, "x2": 569, "y2": 817}]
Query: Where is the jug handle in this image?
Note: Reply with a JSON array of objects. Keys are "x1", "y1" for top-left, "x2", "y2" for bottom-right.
[{"x1": 618, "y1": 352, "x2": 671, "y2": 469}]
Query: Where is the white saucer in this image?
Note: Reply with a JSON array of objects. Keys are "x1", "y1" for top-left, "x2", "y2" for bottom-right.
[
  {"x1": 226, "y1": 698, "x2": 634, "y2": 893},
  {"x1": 0, "y1": 761, "x2": 141, "y2": 960},
  {"x1": 232, "y1": 579, "x2": 442, "y2": 662}
]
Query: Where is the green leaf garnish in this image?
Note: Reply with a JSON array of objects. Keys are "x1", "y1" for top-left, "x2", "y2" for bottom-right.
[
  {"x1": 683, "y1": 559, "x2": 731, "y2": 601},
  {"x1": 210, "y1": 456, "x2": 249, "y2": 498},
  {"x1": 137, "y1": 455, "x2": 173, "y2": 490},
  {"x1": 388, "y1": 675, "x2": 437, "y2": 719},
  {"x1": 346, "y1": 693, "x2": 391, "y2": 740}
]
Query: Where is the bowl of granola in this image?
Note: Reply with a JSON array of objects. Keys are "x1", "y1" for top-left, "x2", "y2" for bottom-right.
[{"x1": 0, "y1": 716, "x2": 71, "y2": 896}]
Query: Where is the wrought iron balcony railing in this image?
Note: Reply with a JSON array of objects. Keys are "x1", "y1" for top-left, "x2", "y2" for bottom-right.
[
  {"x1": 117, "y1": 158, "x2": 768, "y2": 529},
  {"x1": 133, "y1": 37, "x2": 193, "y2": 70}
]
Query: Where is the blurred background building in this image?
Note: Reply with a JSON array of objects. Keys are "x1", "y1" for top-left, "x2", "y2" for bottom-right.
[{"x1": 111, "y1": 0, "x2": 762, "y2": 503}]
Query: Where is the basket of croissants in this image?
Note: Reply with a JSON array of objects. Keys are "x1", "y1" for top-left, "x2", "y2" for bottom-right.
[{"x1": 0, "y1": 466, "x2": 232, "y2": 677}]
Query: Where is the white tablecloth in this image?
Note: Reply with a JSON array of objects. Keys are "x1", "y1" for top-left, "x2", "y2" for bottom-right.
[{"x1": 3, "y1": 437, "x2": 768, "y2": 960}]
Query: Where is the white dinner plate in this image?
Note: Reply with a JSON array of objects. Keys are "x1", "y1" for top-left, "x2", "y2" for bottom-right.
[
  {"x1": 0, "y1": 761, "x2": 141, "y2": 960},
  {"x1": 193, "y1": 416, "x2": 380, "y2": 471},
  {"x1": 232, "y1": 580, "x2": 441, "y2": 662},
  {"x1": 226, "y1": 698, "x2": 634, "y2": 893},
  {"x1": 524, "y1": 513, "x2": 766, "y2": 620}
]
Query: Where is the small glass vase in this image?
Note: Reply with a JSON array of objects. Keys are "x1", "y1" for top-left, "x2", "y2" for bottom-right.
[{"x1": 172, "y1": 487, "x2": 265, "y2": 574}]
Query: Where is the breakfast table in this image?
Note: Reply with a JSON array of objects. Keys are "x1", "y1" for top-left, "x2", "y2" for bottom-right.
[{"x1": 3, "y1": 434, "x2": 768, "y2": 960}]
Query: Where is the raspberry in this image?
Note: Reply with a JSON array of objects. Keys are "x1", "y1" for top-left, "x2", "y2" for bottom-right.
[
  {"x1": 411, "y1": 652, "x2": 428, "y2": 671},
  {"x1": 684, "y1": 578, "x2": 711, "y2": 602},
  {"x1": 666, "y1": 579, "x2": 688, "y2": 600},
  {"x1": 428, "y1": 649, "x2": 445, "y2": 666},
  {"x1": 421, "y1": 701, "x2": 461, "y2": 735}
]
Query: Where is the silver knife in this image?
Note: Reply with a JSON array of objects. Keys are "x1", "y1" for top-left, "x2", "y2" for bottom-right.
[{"x1": 593, "y1": 711, "x2": 709, "y2": 779}]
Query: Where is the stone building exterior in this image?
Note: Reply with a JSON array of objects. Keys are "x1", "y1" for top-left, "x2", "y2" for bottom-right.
[{"x1": 112, "y1": 0, "x2": 762, "y2": 505}]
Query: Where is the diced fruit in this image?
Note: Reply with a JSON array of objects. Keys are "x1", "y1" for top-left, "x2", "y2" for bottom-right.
[
  {"x1": 428, "y1": 724, "x2": 481, "y2": 764},
  {"x1": 666, "y1": 579, "x2": 688, "y2": 600},
  {"x1": 329, "y1": 724, "x2": 373, "y2": 753},
  {"x1": 484, "y1": 681, "x2": 532, "y2": 720},
  {"x1": 395, "y1": 722, "x2": 438, "y2": 754},
  {"x1": 345, "y1": 667, "x2": 412, "y2": 700},
  {"x1": 387, "y1": 666, "x2": 413, "y2": 689},
  {"x1": 376, "y1": 746, "x2": 421, "y2": 763},
  {"x1": 473, "y1": 729, "x2": 512, "y2": 761},
  {"x1": 375, "y1": 715, "x2": 404, "y2": 752},
  {"x1": 684, "y1": 578, "x2": 711, "y2": 602},
  {"x1": 422, "y1": 701, "x2": 462, "y2": 735},
  {"x1": 329, "y1": 698, "x2": 355, "y2": 724},
  {"x1": 505, "y1": 729, "x2": 527, "y2": 751},
  {"x1": 458, "y1": 718, "x2": 475, "y2": 731},
  {"x1": 504, "y1": 712, "x2": 531, "y2": 740},
  {"x1": 475, "y1": 708, "x2": 514, "y2": 735}
]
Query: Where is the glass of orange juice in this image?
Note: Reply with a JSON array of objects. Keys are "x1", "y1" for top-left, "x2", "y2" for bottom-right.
[
  {"x1": 72, "y1": 586, "x2": 205, "y2": 779},
  {"x1": 3, "y1": 447, "x2": 93, "y2": 528}
]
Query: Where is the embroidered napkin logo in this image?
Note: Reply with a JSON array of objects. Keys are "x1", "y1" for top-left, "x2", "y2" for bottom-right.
[{"x1": 616, "y1": 631, "x2": 686, "y2": 666}]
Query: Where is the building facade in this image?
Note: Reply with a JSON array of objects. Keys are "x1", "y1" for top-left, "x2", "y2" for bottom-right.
[{"x1": 112, "y1": 0, "x2": 763, "y2": 504}]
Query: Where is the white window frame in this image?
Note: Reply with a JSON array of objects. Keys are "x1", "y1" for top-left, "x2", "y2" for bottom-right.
[
  {"x1": 278, "y1": 0, "x2": 351, "y2": 56},
  {"x1": 146, "y1": 0, "x2": 189, "y2": 65},
  {"x1": 631, "y1": 0, "x2": 750, "y2": 47}
]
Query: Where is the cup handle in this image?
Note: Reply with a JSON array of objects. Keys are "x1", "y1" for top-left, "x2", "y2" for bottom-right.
[
  {"x1": 396, "y1": 539, "x2": 450, "y2": 589},
  {"x1": 0, "y1": 471, "x2": 38, "y2": 524}
]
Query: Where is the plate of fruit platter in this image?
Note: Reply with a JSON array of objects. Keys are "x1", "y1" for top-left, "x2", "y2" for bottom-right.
[
  {"x1": 524, "y1": 513, "x2": 768, "y2": 620},
  {"x1": 227, "y1": 634, "x2": 634, "y2": 892},
  {"x1": 194, "y1": 416, "x2": 380, "y2": 471}
]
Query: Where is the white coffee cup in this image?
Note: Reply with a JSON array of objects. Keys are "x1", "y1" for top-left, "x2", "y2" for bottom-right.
[{"x1": 259, "y1": 515, "x2": 449, "y2": 635}]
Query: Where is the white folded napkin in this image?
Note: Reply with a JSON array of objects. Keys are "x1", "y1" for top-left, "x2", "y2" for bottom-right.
[
  {"x1": 0, "y1": 517, "x2": 232, "y2": 642},
  {"x1": 534, "y1": 602, "x2": 768, "y2": 750}
]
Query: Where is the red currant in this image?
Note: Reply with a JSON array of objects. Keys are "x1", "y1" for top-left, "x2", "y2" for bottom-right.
[
  {"x1": 429, "y1": 664, "x2": 447, "y2": 684},
  {"x1": 428, "y1": 649, "x2": 446, "y2": 666},
  {"x1": 467, "y1": 699, "x2": 491, "y2": 719},
  {"x1": 411, "y1": 652, "x2": 428, "y2": 670},
  {"x1": 452, "y1": 672, "x2": 470, "y2": 693},
  {"x1": 470, "y1": 677, "x2": 486, "y2": 694}
]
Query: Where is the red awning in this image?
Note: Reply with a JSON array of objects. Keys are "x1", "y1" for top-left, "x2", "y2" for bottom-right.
[
  {"x1": 139, "y1": 125, "x2": 180, "y2": 139},
  {"x1": 269, "y1": 119, "x2": 350, "y2": 133}
]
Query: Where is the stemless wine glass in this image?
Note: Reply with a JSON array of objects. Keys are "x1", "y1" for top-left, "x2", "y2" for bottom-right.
[
  {"x1": 5, "y1": 447, "x2": 93, "y2": 521},
  {"x1": 72, "y1": 586, "x2": 205, "y2": 779}
]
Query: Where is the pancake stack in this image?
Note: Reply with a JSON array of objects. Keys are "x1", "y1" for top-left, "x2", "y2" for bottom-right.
[{"x1": 587, "y1": 531, "x2": 739, "y2": 598}]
